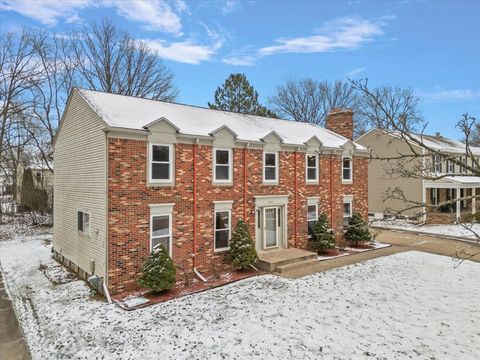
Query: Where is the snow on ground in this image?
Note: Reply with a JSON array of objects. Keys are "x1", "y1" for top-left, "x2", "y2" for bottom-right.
[
  {"x1": 372, "y1": 219, "x2": 480, "y2": 240},
  {"x1": 1, "y1": 223, "x2": 480, "y2": 360}
]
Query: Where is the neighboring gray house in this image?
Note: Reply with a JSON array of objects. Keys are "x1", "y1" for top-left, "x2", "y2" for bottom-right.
[{"x1": 356, "y1": 129, "x2": 480, "y2": 223}]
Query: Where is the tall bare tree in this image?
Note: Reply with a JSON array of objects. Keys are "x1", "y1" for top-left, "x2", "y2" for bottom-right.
[
  {"x1": 68, "y1": 19, "x2": 178, "y2": 101},
  {"x1": 269, "y1": 79, "x2": 367, "y2": 137}
]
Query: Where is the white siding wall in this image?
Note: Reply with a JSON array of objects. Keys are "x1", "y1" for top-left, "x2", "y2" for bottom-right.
[{"x1": 53, "y1": 90, "x2": 107, "y2": 278}]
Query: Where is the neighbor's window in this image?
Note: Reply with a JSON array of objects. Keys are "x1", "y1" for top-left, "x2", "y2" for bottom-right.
[
  {"x1": 77, "y1": 211, "x2": 90, "y2": 235},
  {"x1": 343, "y1": 201, "x2": 352, "y2": 226},
  {"x1": 342, "y1": 157, "x2": 352, "y2": 181},
  {"x1": 433, "y1": 154, "x2": 442, "y2": 173},
  {"x1": 150, "y1": 144, "x2": 172, "y2": 182},
  {"x1": 459, "y1": 156, "x2": 467, "y2": 173},
  {"x1": 151, "y1": 214, "x2": 171, "y2": 255},
  {"x1": 213, "y1": 149, "x2": 232, "y2": 182},
  {"x1": 447, "y1": 159, "x2": 455, "y2": 173},
  {"x1": 264, "y1": 152, "x2": 278, "y2": 182},
  {"x1": 307, "y1": 204, "x2": 318, "y2": 238},
  {"x1": 306, "y1": 154, "x2": 318, "y2": 182},
  {"x1": 214, "y1": 210, "x2": 231, "y2": 251}
]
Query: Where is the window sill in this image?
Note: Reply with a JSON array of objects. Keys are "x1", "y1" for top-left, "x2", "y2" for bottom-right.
[
  {"x1": 262, "y1": 182, "x2": 279, "y2": 186},
  {"x1": 148, "y1": 181, "x2": 175, "y2": 188},
  {"x1": 78, "y1": 231, "x2": 90, "y2": 237},
  {"x1": 212, "y1": 182, "x2": 233, "y2": 187},
  {"x1": 214, "y1": 247, "x2": 230, "y2": 253},
  {"x1": 342, "y1": 180, "x2": 353, "y2": 185},
  {"x1": 306, "y1": 181, "x2": 319, "y2": 185}
]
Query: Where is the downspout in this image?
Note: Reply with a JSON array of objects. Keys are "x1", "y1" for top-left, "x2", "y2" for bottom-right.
[
  {"x1": 192, "y1": 140, "x2": 207, "y2": 283},
  {"x1": 330, "y1": 152, "x2": 334, "y2": 222},
  {"x1": 294, "y1": 149, "x2": 298, "y2": 248},
  {"x1": 243, "y1": 145, "x2": 248, "y2": 221}
]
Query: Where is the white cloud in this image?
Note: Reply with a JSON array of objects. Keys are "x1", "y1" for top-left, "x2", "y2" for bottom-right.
[
  {"x1": 347, "y1": 66, "x2": 367, "y2": 77},
  {"x1": 0, "y1": 0, "x2": 92, "y2": 26},
  {"x1": 221, "y1": 0, "x2": 240, "y2": 15},
  {"x1": 222, "y1": 56, "x2": 256, "y2": 66},
  {"x1": 103, "y1": 0, "x2": 183, "y2": 35},
  {"x1": 1, "y1": 0, "x2": 185, "y2": 34},
  {"x1": 143, "y1": 37, "x2": 223, "y2": 64},
  {"x1": 259, "y1": 16, "x2": 384, "y2": 56},
  {"x1": 418, "y1": 89, "x2": 480, "y2": 102}
]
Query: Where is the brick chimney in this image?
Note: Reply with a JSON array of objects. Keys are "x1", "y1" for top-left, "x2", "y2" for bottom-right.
[{"x1": 326, "y1": 108, "x2": 354, "y2": 140}]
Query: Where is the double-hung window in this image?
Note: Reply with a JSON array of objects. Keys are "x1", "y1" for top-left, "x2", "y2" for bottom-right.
[
  {"x1": 433, "y1": 154, "x2": 442, "y2": 173},
  {"x1": 459, "y1": 156, "x2": 467, "y2": 173},
  {"x1": 151, "y1": 214, "x2": 172, "y2": 255},
  {"x1": 214, "y1": 210, "x2": 231, "y2": 251},
  {"x1": 77, "y1": 210, "x2": 90, "y2": 235},
  {"x1": 447, "y1": 159, "x2": 455, "y2": 173},
  {"x1": 150, "y1": 144, "x2": 173, "y2": 183},
  {"x1": 306, "y1": 154, "x2": 318, "y2": 183},
  {"x1": 213, "y1": 149, "x2": 232, "y2": 183},
  {"x1": 264, "y1": 152, "x2": 278, "y2": 183},
  {"x1": 343, "y1": 197, "x2": 353, "y2": 226},
  {"x1": 307, "y1": 203, "x2": 318, "y2": 238},
  {"x1": 342, "y1": 157, "x2": 352, "y2": 182}
]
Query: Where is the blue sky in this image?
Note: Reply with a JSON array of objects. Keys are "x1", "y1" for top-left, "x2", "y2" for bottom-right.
[{"x1": 1, "y1": 0, "x2": 479, "y2": 139}]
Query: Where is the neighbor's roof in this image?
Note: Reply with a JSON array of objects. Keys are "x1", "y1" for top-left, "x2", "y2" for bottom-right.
[{"x1": 77, "y1": 89, "x2": 365, "y2": 150}]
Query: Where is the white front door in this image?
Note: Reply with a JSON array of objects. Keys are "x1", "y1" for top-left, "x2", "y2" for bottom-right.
[{"x1": 263, "y1": 206, "x2": 280, "y2": 249}]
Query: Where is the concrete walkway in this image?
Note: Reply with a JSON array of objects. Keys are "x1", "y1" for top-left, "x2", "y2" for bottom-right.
[
  {"x1": 0, "y1": 270, "x2": 30, "y2": 360},
  {"x1": 280, "y1": 229, "x2": 480, "y2": 278}
]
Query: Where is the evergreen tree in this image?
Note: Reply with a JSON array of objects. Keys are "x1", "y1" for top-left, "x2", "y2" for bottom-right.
[
  {"x1": 310, "y1": 213, "x2": 336, "y2": 253},
  {"x1": 344, "y1": 212, "x2": 372, "y2": 247},
  {"x1": 21, "y1": 168, "x2": 35, "y2": 208},
  {"x1": 229, "y1": 219, "x2": 258, "y2": 270},
  {"x1": 138, "y1": 245, "x2": 176, "y2": 292},
  {"x1": 208, "y1": 73, "x2": 277, "y2": 118}
]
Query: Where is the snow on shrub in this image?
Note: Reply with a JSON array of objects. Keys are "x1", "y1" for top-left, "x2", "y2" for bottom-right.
[
  {"x1": 344, "y1": 212, "x2": 372, "y2": 247},
  {"x1": 229, "y1": 219, "x2": 258, "y2": 270},
  {"x1": 138, "y1": 245, "x2": 176, "y2": 292},
  {"x1": 310, "y1": 213, "x2": 336, "y2": 253}
]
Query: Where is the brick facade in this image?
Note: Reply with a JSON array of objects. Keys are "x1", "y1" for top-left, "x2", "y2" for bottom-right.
[
  {"x1": 107, "y1": 139, "x2": 368, "y2": 295},
  {"x1": 326, "y1": 109, "x2": 354, "y2": 140}
]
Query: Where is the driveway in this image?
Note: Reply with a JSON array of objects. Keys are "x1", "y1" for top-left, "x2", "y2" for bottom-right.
[
  {"x1": 281, "y1": 229, "x2": 480, "y2": 278},
  {"x1": 0, "y1": 269, "x2": 30, "y2": 360}
]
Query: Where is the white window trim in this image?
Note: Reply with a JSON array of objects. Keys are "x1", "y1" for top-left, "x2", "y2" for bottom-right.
[
  {"x1": 150, "y1": 213, "x2": 173, "y2": 256},
  {"x1": 213, "y1": 148, "x2": 233, "y2": 184},
  {"x1": 214, "y1": 209, "x2": 231, "y2": 252},
  {"x1": 433, "y1": 154, "x2": 442, "y2": 173},
  {"x1": 342, "y1": 157, "x2": 353, "y2": 183},
  {"x1": 343, "y1": 196, "x2": 353, "y2": 226},
  {"x1": 263, "y1": 151, "x2": 279, "y2": 184},
  {"x1": 460, "y1": 156, "x2": 467, "y2": 173},
  {"x1": 307, "y1": 203, "x2": 318, "y2": 238},
  {"x1": 306, "y1": 153, "x2": 319, "y2": 183},
  {"x1": 447, "y1": 159, "x2": 455, "y2": 173},
  {"x1": 149, "y1": 143, "x2": 174, "y2": 184},
  {"x1": 77, "y1": 210, "x2": 90, "y2": 236}
]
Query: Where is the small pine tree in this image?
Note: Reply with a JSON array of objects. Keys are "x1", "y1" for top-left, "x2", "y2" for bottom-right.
[
  {"x1": 138, "y1": 245, "x2": 176, "y2": 292},
  {"x1": 229, "y1": 219, "x2": 258, "y2": 270},
  {"x1": 344, "y1": 212, "x2": 372, "y2": 247},
  {"x1": 310, "y1": 213, "x2": 336, "y2": 253}
]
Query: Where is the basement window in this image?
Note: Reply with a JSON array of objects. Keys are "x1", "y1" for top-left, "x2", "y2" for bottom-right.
[
  {"x1": 150, "y1": 144, "x2": 173, "y2": 183},
  {"x1": 77, "y1": 210, "x2": 90, "y2": 235}
]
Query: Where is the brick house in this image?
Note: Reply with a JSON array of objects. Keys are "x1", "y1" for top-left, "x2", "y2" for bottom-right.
[{"x1": 53, "y1": 89, "x2": 369, "y2": 295}]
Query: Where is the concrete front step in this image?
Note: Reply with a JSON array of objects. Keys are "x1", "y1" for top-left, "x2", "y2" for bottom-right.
[
  {"x1": 256, "y1": 248, "x2": 318, "y2": 272},
  {"x1": 275, "y1": 258, "x2": 319, "y2": 273}
]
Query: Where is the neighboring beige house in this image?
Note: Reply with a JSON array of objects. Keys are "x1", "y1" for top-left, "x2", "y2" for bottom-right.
[{"x1": 356, "y1": 129, "x2": 480, "y2": 223}]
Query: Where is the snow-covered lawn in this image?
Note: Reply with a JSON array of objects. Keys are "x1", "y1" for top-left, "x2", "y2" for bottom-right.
[
  {"x1": 1, "y1": 224, "x2": 480, "y2": 359},
  {"x1": 372, "y1": 219, "x2": 480, "y2": 240}
]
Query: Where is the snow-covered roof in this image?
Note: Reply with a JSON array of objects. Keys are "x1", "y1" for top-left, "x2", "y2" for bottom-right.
[
  {"x1": 410, "y1": 133, "x2": 480, "y2": 155},
  {"x1": 78, "y1": 89, "x2": 365, "y2": 150},
  {"x1": 425, "y1": 176, "x2": 480, "y2": 188}
]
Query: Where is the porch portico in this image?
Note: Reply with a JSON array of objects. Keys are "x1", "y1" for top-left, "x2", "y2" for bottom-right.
[{"x1": 423, "y1": 176, "x2": 480, "y2": 223}]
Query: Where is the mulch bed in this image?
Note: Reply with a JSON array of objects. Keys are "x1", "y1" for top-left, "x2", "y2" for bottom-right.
[{"x1": 113, "y1": 268, "x2": 264, "y2": 310}]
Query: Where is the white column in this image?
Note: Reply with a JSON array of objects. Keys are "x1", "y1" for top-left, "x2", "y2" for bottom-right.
[
  {"x1": 456, "y1": 188, "x2": 461, "y2": 219},
  {"x1": 472, "y1": 188, "x2": 476, "y2": 215},
  {"x1": 422, "y1": 183, "x2": 427, "y2": 223}
]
